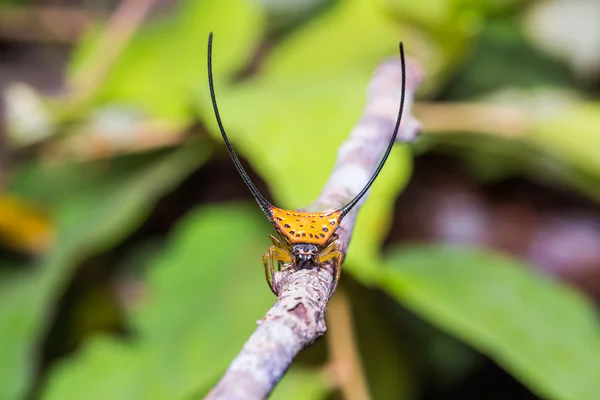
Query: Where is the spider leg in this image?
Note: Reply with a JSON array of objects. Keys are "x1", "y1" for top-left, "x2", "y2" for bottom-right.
[
  {"x1": 262, "y1": 245, "x2": 291, "y2": 295},
  {"x1": 262, "y1": 252, "x2": 275, "y2": 295},
  {"x1": 269, "y1": 234, "x2": 290, "y2": 250},
  {"x1": 331, "y1": 251, "x2": 343, "y2": 296},
  {"x1": 319, "y1": 243, "x2": 343, "y2": 298},
  {"x1": 320, "y1": 235, "x2": 339, "y2": 255},
  {"x1": 269, "y1": 235, "x2": 292, "y2": 272}
]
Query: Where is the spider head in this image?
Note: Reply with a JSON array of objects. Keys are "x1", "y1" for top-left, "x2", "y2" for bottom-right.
[{"x1": 291, "y1": 243, "x2": 319, "y2": 268}]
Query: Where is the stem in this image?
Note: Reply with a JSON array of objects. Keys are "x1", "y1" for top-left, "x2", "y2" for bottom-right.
[
  {"x1": 413, "y1": 102, "x2": 530, "y2": 138},
  {"x1": 326, "y1": 288, "x2": 372, "y2": 400},
  {"x1": 68, "y1": 0, "x2": 158, "y2": 102}
]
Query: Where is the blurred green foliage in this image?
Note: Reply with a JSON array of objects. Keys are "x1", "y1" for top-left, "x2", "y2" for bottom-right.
[
  {"x1": 43, "y1": 205, "x2": 279, "y2": 399},
  {"x1": 1, "y1": 144, "x2": 208, "y2": 399},
  {"x1": 1, "y1": 0, "x2": 600, "y2": 399},
  {"x1": 383, "y1": 246, "x2": 600, "y2": 400}
]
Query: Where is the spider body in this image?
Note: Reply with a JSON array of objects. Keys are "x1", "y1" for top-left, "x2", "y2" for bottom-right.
[
  {"x1": 291, "y1": 243, "x2": 319, "y2": 262},
  {"x1": 207, "y1": 33, "x2": 406, "y2": 297},
  {"x1": 263, "y1": 208, "x2": 343, "y2": 294},
  {"x1": 270, "y1": 207, "x2": 341, "y2": 244}
]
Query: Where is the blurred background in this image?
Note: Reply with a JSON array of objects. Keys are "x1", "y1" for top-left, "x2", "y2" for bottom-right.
[{"x1": 1, "y1": 0, "x2": 600, "y2": 399}]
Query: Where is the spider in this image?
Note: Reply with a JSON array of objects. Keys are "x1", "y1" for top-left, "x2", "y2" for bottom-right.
[{"x1": 207, "y1": 33, "x2": 406, "y2": 297}]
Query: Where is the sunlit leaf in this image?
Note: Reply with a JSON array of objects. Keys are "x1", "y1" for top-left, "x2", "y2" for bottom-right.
[{"x1": 381, "y1": 245, "x2": 600, "y2": 400}]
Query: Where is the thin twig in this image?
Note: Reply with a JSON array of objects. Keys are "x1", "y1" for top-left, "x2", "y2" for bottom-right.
[
  {"x1": 68, "y1": 0, "x2": 158, "y2": 102},
  {"x1": 413, "y1": 102, "x2": 530, "y2": 138},
  {"x1": 0, "y1": 6, "x2": 95, "y2": 44},
  {"x1": 325, "y1": 288, "x2": 371, "y2": 400},
  {"x1": 205, "y1": 57, "x2": 424, "y2": 400}
]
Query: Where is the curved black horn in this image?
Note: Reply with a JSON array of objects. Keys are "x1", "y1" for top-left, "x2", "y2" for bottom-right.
[
  {"x1": 208, "y1": 32, "x2": 273, "y2": 217},
  {"x1": 338, "y1": 42, "x2": 407, "y2": 219}
]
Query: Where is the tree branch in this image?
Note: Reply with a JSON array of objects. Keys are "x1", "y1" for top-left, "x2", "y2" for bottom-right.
[{"x1": 205, "y1": 57, "x2": 424, "y2": 400}]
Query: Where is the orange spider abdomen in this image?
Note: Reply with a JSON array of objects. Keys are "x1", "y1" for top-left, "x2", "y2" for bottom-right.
[{"x1": 270, "y1": 207, "x2": 341, "y2": 245}]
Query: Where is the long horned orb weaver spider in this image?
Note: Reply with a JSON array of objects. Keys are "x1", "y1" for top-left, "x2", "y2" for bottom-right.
[{"x1": 207, "y1": 33, "x2": 406, "y2": 297}]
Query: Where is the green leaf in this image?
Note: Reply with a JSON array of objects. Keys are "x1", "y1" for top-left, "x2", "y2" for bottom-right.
[
  {"x1": 40, "y1": 338, "x2": 146, "y2": 399},
  {"x1": 42, "y1": 204, "x2": 276, "y2": 399},
  {"x1": 381, "y1": 245, "x2": 600, "y2": 400},
  {"x1": 71, "y1": 0, "x2": 264, "y2": 123},
  {"x1": 0, "y1": 143, "x2": 209, "y2": 400}
]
